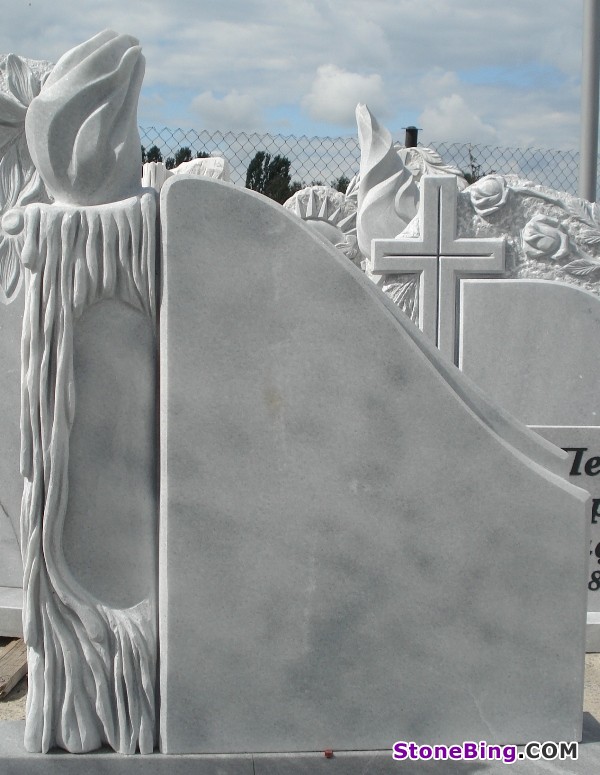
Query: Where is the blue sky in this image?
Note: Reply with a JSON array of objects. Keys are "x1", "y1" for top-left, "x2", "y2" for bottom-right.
[{"x1": 0, "y1": 0, "x2": 586, "y2": 150}]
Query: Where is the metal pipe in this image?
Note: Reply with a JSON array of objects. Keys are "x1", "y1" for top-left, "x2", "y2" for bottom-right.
[
  {"x1": 404, "y1": 126, "x2": 419, "y2": 147},
  {"x1": 579, "y1": 0, "x2": 600, "y2": 201}
]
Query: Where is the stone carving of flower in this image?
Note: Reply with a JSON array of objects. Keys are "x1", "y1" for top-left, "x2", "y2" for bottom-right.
[
  {"x1": 469, "y1": 175, "x2": 509, "y2": 216},
  {"x1": 25, "y1": 30, "x2": 144, "y2": 205},
  {"x1": 522, "y1": 214, "x2": 571, "y2": 261},
  {"x1": 0, "y1": 54, "x2": 51, "y2": 301}
]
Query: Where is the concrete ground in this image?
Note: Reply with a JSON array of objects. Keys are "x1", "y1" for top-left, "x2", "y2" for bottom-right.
[{"x1": 585, "y1": 653, "x2": 600, "y2": 719}]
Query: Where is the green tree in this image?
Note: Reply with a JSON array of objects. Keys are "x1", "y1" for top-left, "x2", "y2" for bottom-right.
[
  {"x1": 165, "y1": 147, "x2": 211, "y2": 169},
  {"x1": 166, "y1": 146, "x2": 193, "y2": 169},
  {"x1": 462, "y1": 148, "x2": 495, "y2": 185},
  {"x1": 146, "y1": 145, "x2": 163, "y2": 163},
  {"x1": 331, "y1": 175, "x2": 350, "y2": 193},
  {"x1": 245, "y1": 151, "x2": 301, "y2": 204}
]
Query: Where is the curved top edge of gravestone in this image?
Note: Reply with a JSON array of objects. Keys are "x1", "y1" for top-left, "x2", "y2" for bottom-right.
[
  {"x1": 159, "y1": 174, "x2": 578, "y2": 483},
  {"x1": 465, "y1": 276, "x2": 600, "y2": 299}
]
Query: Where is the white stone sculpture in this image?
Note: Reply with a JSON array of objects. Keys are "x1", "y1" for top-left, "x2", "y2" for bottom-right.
[
  {"x1": 283, "y1": 121, "x2": 465, "y2": 278},
  {"x1": 355, "y1": 103, "x2": 419, "y2": 259},
  {"x1": 283, "y1": 185, "x2": 358, "y2": 262},
  {"x1": 396, "y1": 143, "x2": 467, "y2": 189},
  {"x1": 3, "y1": 30, "x2": 157, "y2": 754},
  {"x1": 142, "y1": 155, "x2": 231, "y2": 193},
  {"x1": 25, "y1": 31, "x2": 144, "y2": 206},
  {"x1": 357, "y1": 109, "x2": 600, "y2": 324},
  {"x1": 172, "y1": 155, "x2": 231, "y2": 181},
  {"x1": 0, "y1": 53, "x2": 53, "y2": 303},
  {"x1": 463, "y1": 174, "x2": 600, "y2": 292},
  {"x1": 369, "y1": 173, "x2": 600, "y2": 323},
  {"x1": 0, "y1": 29, "x2": 594, "y2": 766}
]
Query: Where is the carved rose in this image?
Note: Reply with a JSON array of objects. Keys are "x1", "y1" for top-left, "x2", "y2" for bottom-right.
[
  {"x1": 522, "y1": 214, "x2": 571, "y2": 261},
  {"x1": 469, "y1": 175, "x2": 509, "y2": 216},
  {"x1": 25, "y1": 30, "x2": 144, "y2": 205}
]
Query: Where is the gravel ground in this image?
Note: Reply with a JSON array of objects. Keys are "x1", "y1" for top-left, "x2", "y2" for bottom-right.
[
  {"x1": 2, "y1": 647, "x2": 600, "y2": 724},
  {"x1": 0, "y1": 674, "x2": 27, "y2": 720}
]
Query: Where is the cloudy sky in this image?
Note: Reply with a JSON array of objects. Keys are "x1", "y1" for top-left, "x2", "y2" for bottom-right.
[{"x1": 0, "y1": 0, "x2": 587, "y2": 150}]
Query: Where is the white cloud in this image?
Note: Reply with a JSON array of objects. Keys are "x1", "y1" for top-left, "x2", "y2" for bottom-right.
[
  {"x1": 419, "y1": 93, "x2": 499, "y2": 145},
  {"x1": 190, "y1": 90, "x2": 263, "y2": 132},
  {"x1": 302, "y1": 65, "x2": 387, "y2": 126},
  {"x1": 0, "y1": 0, "x2": 587, "y2": 149}
]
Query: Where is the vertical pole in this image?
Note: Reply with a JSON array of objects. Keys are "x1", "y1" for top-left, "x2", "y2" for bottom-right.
[
  {"x1": 580, "y1": 0, "x2": 600, "y2": 201},
  {"x1": 404, "y1": 126, "x2": 419, "y2": 147}
]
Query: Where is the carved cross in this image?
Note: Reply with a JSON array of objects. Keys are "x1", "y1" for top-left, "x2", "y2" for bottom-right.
[{"x1": 371, "y1": 176, "x2": 506, "y2": 363}]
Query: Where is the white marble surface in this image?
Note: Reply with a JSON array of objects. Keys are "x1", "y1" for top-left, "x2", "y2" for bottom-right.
[
  {"x1": 356, "y1": 104, "x2": 418, "y2": 258},
  {"x1": 159, "y1": 175, "x2": 588, "y2": 754},
  {"x1": 25, "y1": 30, "x2": 144, "y2": 205},
  {"x1": 0, "y1": 288, "x2": 24, "y2": 546},
  {"x1": 11, "y1": 29, "x2": 158, "y2": 754},
  {"x1": 459, "y1": 280, "x2": 600, "y2": 427},
  {"x1": 12, "y1": 190, "x2": 158, "y2": 754},
  {"x1": 534, "y1": 427, "x2": 600, "y2": 652},
  {"x1": 0, "y1": 284, "x2": 24, "y2": 636},
  {"x1": 0, "y1": 588, "x2": 22, "y2": 637},
  {"x1": 62, "y1": 299, "x2": 156, "y2": 609},
  {"x1": 371, "y1": 176, "x2": 505, "y2": 354},
  {"x1": 173, "y1": 156, "x2": 231, "y2": 181},
  {"x1": 4, "y1": 716, "x2": 600, "y2": 775},
  {"x1": 0, "y1": 506, "x2": 20, "y2": 589}
]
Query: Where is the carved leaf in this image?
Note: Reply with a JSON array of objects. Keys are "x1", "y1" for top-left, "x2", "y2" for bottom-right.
[
  {"x1": 0, "y1": 235, "x2": 21, "y2": 300},
  {"x1": 383, "y1": 274, "x2": 419, "y2": 323},
  {"x1": 17, "y1": 163, "x2": 49, "y2": 207},
  {"x1": 0, "y1": 91, "x2": 26, "y2": 157},
  {"x1": 566, "y1": 199, "x2": 596, "y2": 226},
  {"x1": 417, "y1": 146, "x2": 465, "y2": 178},
  {"x1": 579, "y1": 230, "x2": 600, "y2": 248},
  {"x1": 0, "y1": 140, "x2": 21, "y2": 209},
  {"x1": 4, "y1": 53, "x2": 40, "y2": 106},
  {"x1": 562, "y1": 257, "x2": 600, "y2": 276},
  {"x1": 397, "y1": 145, "x2": 467, "y2": 188},
  {"x1": 414, "y1": 146, "x2": 444, "y2": 165}
]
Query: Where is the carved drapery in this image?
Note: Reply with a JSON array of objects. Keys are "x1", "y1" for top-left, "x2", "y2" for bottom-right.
[{"x1": 19, "y1": 192, "x2": 157, "y2": 754}]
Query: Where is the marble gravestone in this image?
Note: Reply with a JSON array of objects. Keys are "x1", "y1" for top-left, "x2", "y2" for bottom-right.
[
  {"x1": 0, "y1": 51, "x2": 53, "y2": 637},
  {"x1": 0, "y1": 29, "x2": 592, "y2": 768},
  {"x1": 366, "y1": 167, "x2": 600, "y2": 650},
  {"x1": 0, "y1": 288, "x2": 24, "y2": 636},
  {"x1": 160, "y1": 174, "x2": 588, "y2": 753}
]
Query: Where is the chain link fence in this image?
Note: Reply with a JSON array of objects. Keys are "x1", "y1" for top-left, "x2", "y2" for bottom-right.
[
  {"x1": 140, "y1": 125, "x2": 593, "y2": 199},
  {"x1": 428, "y1": 140, "x2": 582, "y2": 196}
]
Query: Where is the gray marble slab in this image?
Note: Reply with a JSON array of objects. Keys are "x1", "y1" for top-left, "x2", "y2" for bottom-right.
[
  {"x1": 459, "y1": 279, "x2": 600, "y2": 427},
  {"x1": 0, "y1": 586, "x2": 22, "y2": 636},
  {"x1": 0, "y1": 288, "x2": 25, "y2": 548},
  {"x1": 3, "y1": 719, "x2": 600, "y2": 774},
  {"x1": 61, "y1": 299, "x2": 157, "y2": 609},
  {"x1": 158, "y1": 176, "x2": 589, "y2": 754},
  {"x1": 0, "y1": 288, "x2": 24, "y2": 635},
  {"x1": 0, "y1": 504, "x2": 21, "y2": 589},
  {"x1": 534, "y1": 427, "x2": 600, "y2": 651}
]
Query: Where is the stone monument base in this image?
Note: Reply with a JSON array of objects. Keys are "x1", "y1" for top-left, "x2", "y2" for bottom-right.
[{"x1": 2, "y1": 720, "x2": 600, "y2": 775}]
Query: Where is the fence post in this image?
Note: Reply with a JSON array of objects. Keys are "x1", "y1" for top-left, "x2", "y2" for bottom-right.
[{"x1": 579, "y1": 0, "x2": 600, "y2": 201}]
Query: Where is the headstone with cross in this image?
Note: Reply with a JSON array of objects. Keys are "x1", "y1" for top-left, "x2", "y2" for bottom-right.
[
  {"x1": 371, "y1": 175, "x2": 506, "y2": 362},
  {"x1": 371, "y1": 174, "x2": 600, "y2": 650}
]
